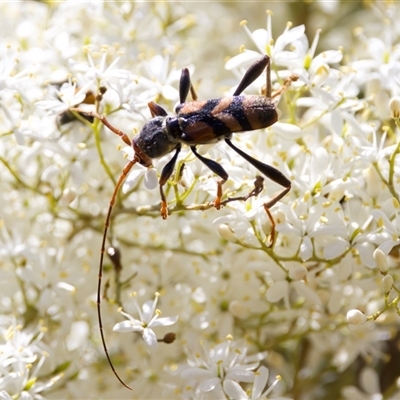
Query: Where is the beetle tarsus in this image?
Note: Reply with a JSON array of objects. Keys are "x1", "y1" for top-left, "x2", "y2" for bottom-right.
[
  {"x1": 214, "y1": 180, "x2": 225, "y2": 210},
  {"x1": 263, "y1": 205, "x2": 276, "y2": 247},
  {"x1": 161, "y1": 200, "x2": 168, "y2": 219},
  {"x1": 271, "y1": 74, "x2": 299, "y2": 99}
]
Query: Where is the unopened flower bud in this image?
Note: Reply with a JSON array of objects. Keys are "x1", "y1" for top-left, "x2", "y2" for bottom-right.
[
  {"x1": 347, "y1": 309, "x2": 367, "y2": 325},
  {"x1": 375, "y1": 91, "x2": 390, "y2": 120},
  {"x1": 229, "y1": 300, "x2": 250, "y2": 319},
  {"x1": 274, "y1": 208, "x2": 286, "y2": 224},
  {"x1": 366, "y1": 77, "x2": 382, "y2": 97},
  {"x1": 159, "y1": 332, "x2": 176, "y2": 344},
  {"x1": 382, "y1": 274, "x2": 393, "y2": 294},
  {"x1": 60, "y1": 187, "x2": 77, "y2": 206},
  {"x1": 365, "y1": 166, "x2": 381, "y2": 199},
  {"x1": 373, "y1": 248, "x2": 389, "y2": 274},
  {"x1": 389, "y1": 96, "x2": 400, "y2": 119},
  {"x1": 289, "y1": 265, "x2": 308, "y2": 281},
  {"x1": 218, "y1": 224, "x2": 237, "y2": 242}
]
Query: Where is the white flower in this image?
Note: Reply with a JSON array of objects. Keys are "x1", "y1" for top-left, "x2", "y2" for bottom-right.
[
  {"x1": 346, "y1": 309, "x2": 367, "y2": 325},
  {"x1": 0, "y1": 48, "x2": 31, "y2": 92},
  {"x1": 138, "y1": 54, "x2": 181, "y2": 102},
  {"x1": 121, "y1": 145, "x2": 158, "y2": 191},
  {"x1": 113, "y1": 293, "x2": 178, "y2": 347},
  {"x1": 332, "y1": 322, "x2": 390, "y2": 372},
  {"x1": 226, "y1": 14, "x2": 306, "y2": 71},
  {"x1": 181, "y1": 338, "x2": 262, "y2": 398},
  {"x1": 371, "y1": 208, "x2": 400, "y2": 255},
  {"x1": 226, "y1": 14, "x2": 343, "y2": 97},
  {"x1": 0, "y1": 318, "x2": 62, "y2": 399},
  {"x1": 342, "y1": 367, "x2": 383, "y2": 400},
  {"x1": 36, "y1": 80, "x2": 94, "y2": 116},
  {"x1": 373, "y1": 248, "x2": 389, "y2": 273},
  {"x1": 276, "y1": 198, "x2": 323, "y2": 262},
  {"x1": 4, "y1": 2, "x2": 400, "y2": 398},
  {"x1": 70, "y1": 47, "x2": 131, "y2": 82},
  {"x1": 223, "y1": 366, "x2": 292, "y2": 400}
]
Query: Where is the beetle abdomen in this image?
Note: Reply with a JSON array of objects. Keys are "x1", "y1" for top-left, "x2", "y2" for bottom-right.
[{"x1": 177, "y1": 95, "x2": 277, "y2": 145}]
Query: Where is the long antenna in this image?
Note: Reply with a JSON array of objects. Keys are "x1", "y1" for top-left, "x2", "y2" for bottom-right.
[
  {"x1": 72, "y1": 108, "x2": 138, "y2": 389},
  {"x1": 97, "y1": 160, "x2": 137, "y2": 391}
]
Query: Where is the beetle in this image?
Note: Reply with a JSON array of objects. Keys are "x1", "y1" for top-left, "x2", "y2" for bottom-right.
[{"x1": 73, "y1": 55, "x2": 292, "y2": 390}]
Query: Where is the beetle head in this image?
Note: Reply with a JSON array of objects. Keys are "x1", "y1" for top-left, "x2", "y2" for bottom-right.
[{"x1": 133, "y1": 117, "x2": 180, "y2": 166}]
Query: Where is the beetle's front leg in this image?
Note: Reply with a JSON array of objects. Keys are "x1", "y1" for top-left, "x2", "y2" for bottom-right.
[{"x1": 159, "y1": 146, "x2": 181, "y2": 219}]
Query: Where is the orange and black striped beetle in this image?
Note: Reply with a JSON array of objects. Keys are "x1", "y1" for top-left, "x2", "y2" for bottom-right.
[
  {"x1": 50, "y1": 81, "x2": 99, "y2": 126},
  {"x1": 73, "y1": 55, "x2": 292, "y2": 390},
  {"x1": 58, "y1": 90, "x2": 96, "y2": 125}
]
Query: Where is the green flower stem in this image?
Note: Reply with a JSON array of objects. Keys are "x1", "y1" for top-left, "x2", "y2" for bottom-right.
[
  {"x1": 388, "y1": 140, "x2": 400, "y2": 193},
  {"x1": 70, "y1": 110, "x2": 116, "y2": 185},
  {"x1": 368, "y1": 294, "x2": 400, "y2": 321},
  {"x1": 373, "y1": 159, "x2": 400, "y2": 203}
]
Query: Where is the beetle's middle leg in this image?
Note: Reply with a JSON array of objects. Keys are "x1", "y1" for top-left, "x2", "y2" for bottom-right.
[{"x1": 190, "y1": 146, "x2": 229, "y2": 209}]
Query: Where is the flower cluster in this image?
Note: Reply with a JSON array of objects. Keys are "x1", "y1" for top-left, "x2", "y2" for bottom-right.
[
  {"x1": 180, "y1": 337, "x2": 290, "y2": 400},
  {"x1": 0, "y1": 318, "x2": 63, "y2": 399},
  {"x1": 1, "y1": 2, "x2": 400, "y2": 399}
]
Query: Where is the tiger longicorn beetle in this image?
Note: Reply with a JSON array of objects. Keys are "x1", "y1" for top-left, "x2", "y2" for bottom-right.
[{"x1": 72, "y1": 55, "x2": 292, "y2": 390}]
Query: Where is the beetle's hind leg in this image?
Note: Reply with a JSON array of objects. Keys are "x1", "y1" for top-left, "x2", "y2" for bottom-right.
[
  {"x1": 233, "y1": 55, "x2": 271, "y2": 97},
  {"x1": 225, "y1": 138, "x2": 291, "y2": 246},
  {"x1": 270, "y1": 74, "x2": 299, "y2": 99},
  {"x1": 221, "y1": 175, "x2": 265, "y2": 205},
  {"x1": 179, "y1": 68, "x2": 198, "y2": 103}
]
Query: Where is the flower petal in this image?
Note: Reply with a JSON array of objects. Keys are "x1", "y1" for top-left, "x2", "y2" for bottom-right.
[
  {"x1": 113, "y1": 320, "x2": 143, "y2": 333},
  {"x1": 198, "y1": 377, "x2": 220, "y2": 392},
  {"x1": 266, "y1": 280, "x2": 289, "y2": 303},
  {"x1": 142, "y1": 327, "x2": 157, "y2": 347},
  {"x1": 150, "y1": 315, "x2": 179, "y2": 327},
  {"x1": 144, "y1": 168, "x2": 158, "y2": 190},
  {"x1": 223, "y1": 379, "x2": 248, "y2": 400},
  {"x1": 142, "y1": 299, "x2": 157, "y2": 322},
  {"x1": 253, "y1": 366, "x2": 269, "y2": 399}
]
